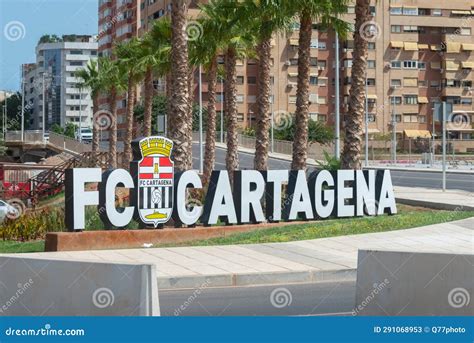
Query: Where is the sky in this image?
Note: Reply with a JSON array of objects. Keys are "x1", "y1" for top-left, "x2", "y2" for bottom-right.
[{"x1": 0, "y1": 0, "x2": 98, "y2": 92}]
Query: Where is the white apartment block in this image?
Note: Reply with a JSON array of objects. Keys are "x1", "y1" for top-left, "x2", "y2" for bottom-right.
[{"x1": 23, "y1": 35, "x2": 98, "y2": 130}]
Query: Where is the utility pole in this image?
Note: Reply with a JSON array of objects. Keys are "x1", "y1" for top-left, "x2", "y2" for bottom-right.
[
  {"x1": 21, "y1": 69, "x2": 25, "y2": 141},
  {"x1": 198, "y1": 65, "x2": 203, "y2": 174},
  {"x1": 392, "y1": 101, "x2": 397, "y2": 164},
  {"x1": 79, "y1": 86, "x2": 82, "y2": 142},
  {"x1": 442, "y1": 101, "x2": 446, "y2": 192},
  {"x1": 334, "y1": 32, "x2": 340, "y2": 159},
  {"x1": 42, "y1": 72, "x2": 46, "y2": 141}
]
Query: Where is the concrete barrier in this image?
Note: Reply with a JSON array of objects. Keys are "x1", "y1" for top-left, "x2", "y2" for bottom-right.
[
  {"x1": 354, "y1": 250, "x2": 473, "y2": 316},
  {"x1": 0, "y1": 257, "x2": 159, "y2": 316}
]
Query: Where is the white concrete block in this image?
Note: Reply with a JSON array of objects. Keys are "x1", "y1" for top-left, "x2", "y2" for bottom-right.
[{"x1": 0, "y1": 257, "x2": 159, "y2": 316}]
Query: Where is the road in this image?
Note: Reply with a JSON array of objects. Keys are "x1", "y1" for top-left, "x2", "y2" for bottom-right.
[
  {"x1": 191, "y1": 144, "x2": 473, "y2": 192},
  {"x1": 159, "y1": 280, "x2": 355, "y2": 316}
]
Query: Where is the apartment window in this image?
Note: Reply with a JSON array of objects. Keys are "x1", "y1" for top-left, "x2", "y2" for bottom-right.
[
  {"x1": 395, "y1": 114, "x2": 402, "y2": 122},
  {"x1": 310, "y1": 39, "x2": 318, "y2": 49},
  {"x1": 418, "y1": 80, "x2": 427, "y2": 87},
  {"x1": 237, "y1": 113, "x2": 244, "y2": 122},
  {"x1": 317, "y1": 96, "x2": 326, "y2": 105},
  {"x1": 318, "y1": 41, "x2": 326, "y2": 50},
  {"x1": 318, "y1": 78, "x2": 327, "y2": 86},
  {"x1": 402, "y1": 7, "x2": 418, "y2": 16},
  {"x1": 461, "y1": 98, "x2": 472, "y2": 105},
  {"x1": 432, "y1": 9, "x2": 442, "y2": 16},
  {"x1": 462, "y1": 81, "x2": 472, "y2": 88},
  {"x1": 289, "y1": 96, "x2": 297, "y2": 104},
  {"x1": 430, "y1": 81, "x2": 440, "y2": 88},
  {"x1": 217, "y1": 93, "x2": 224, "y2": 103},
  {"x1": 418, "y1": 9, "x2": 430, "y2": 16},
  {"x1": 368, "y1": 60, "x2": 376, "y2": 69},
  {"x1": 369, "y1": 6, "x2": 375, "y2": 15},
  {"x1": 318, "y1": 115, "x2": 327, "y2": 122},
  {"x1": 309, "y1": 113, "x2": 318, "y2": 121},
  {"x1": 404, "y1": 95, "x2": 418, "y2": 105},
  {"x1": 391, "y1": 60, "x2": 401, "y2": 69},
  {"x1": 403, "y1": 78, "x2": 418, "y2": 87},
  {"x1": 347, "y1": 6, "x2": 355, "y2": 14},
  {"x1": 247, "y1": 76, "x2": 256, "y2": 84},
  {"x1": 403, "y1": 60, "x2": 418, "y2": 69},
  {"x1": 460, "y1": 28, "x2": 471, "y2": 36},
  {"x1": 403, "y1": 26, "x2": 418, "y2": 33},
  {"x1": 70, "y1": 61, "x2": 83, "y2": 66},
  {"x1": 368, "y1": 42, "x2": 376, "y2": 50},
  {"x1": 390, "y1": 96, "x2": 402, "y2": 105},
  {"x1": 391, "y1": 25, "x2": 401, "y2": 33},
  {"x1": 70, "y1": 50, "x2": 83, "y2": 55},
  {"x1": 236, "y1": 59, "x2": 244, "y2": 66},
  {"x1": 391, "y1": 79, "x2": 401, "y2": 87},
  {"x1": 91, "y1": 50, "x2": 97, "y2": 56},
  {"x1": 366, "y1": 78, "x2": 376, "y2": 86},
  {"x1": 247, "y1": 95, "x2": 256, "y2": 103},
  {"x1": 418, "y1": 116, "x2": 426, "y2": 123},
  {"x1": 343, "y1": 59, "x2": 353, "y2": 68},
  {"x1": 309, "y1": 76, "x2": 318, "y2": 85},
  {"x1": 310, "y1": 58, "x2": 318, "y2": 67},
  {"x1": 317, "y1": 60, "x2": 326, "y2": 69},
  {"x1": 236, "y1": 76, "x2": 244, "y2": 85},
  {"x1": 236, "y1": 95, "x2": 244, "y2": 103},
  {"x1": 289, "y1": 58, "x2": 298, "y2": 65},
  {"x1": 247, "y1": 59, "x2": 257, "y2": 65},
  {"x1": 403, "y1": 114, "x2": 418, "y2": 123},
  {"x1": 390, "y1": 7, "x2": 402, "y2": 15},
  {"x1": 418, "y1": 62, "x2": 426, "y2": 70}
]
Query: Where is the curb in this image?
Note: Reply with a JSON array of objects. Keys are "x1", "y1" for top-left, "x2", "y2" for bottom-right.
[
  {"x1": 366, "y1": 166, "x2": 474, "y2": 175},
  {"x1": 396, "y1": 198, "x2": 474, "y2": 211},
  {"x1": 157, "y1": 268, "x2": 356, "y2": 290}
]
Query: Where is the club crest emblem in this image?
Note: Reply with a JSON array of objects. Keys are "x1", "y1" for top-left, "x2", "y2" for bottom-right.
[{"x1": 136, "y1": 136, "x2": 174, "y2": 227}]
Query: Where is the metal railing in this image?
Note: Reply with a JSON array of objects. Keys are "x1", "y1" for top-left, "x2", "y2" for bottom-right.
[
  {"x1": 5, "y1": 130, "x2": 44, "y2": 143},
  {"x1": 49, "y1": 132, "x2": 92, "y2": 154}
]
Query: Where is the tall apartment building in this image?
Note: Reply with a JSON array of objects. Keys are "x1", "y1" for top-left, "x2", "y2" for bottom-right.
[
  {"x1": 23, "y1": 35, "x2": 98, "y2": 130},
  {"x1": 99, "y1": 0, "x2": 474, "y2": 141}
]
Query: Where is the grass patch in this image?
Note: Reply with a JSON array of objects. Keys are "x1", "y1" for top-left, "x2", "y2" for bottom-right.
[
  {"x1": 0, "y1": 240, "x2": 45, "y2": 253},
  {"x1": 0, "y1": 205, "x2": 472, "y2": 254},
  {"x1": 162, "y1": 205, "x2": 474, "y2": 247}
]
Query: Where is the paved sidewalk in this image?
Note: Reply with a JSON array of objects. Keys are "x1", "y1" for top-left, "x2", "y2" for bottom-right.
[
  {"x1": 394, "y1": 186, "x2": 474, "y2": 211},
  {"x1": 7, "y1": 217, "x2": 473, "y2": 290}
]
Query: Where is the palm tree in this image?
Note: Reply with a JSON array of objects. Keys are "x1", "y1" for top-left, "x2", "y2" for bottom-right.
[
  {"x1": 289, "y1": 1, "x2": 349, "y2": 170},
  {"x1": 341, "y1": 0, "x2": 372, "y2": 169},
  {"x1": 189, "y1": 15, "x2": 223, "y2": 187},
  {"x1": 115, "y1": 38, "x2": 144, "y2": 167},
  {"x1": 203, "y1": 0, "x2": 255, "y2": 182},
  {"x1": 242, "y1": 0, "x2": 292, "y2": 171},
  {"x1": 99, "y1": 57, "x2": 126, "y2": 168},
  {"x1": 169, "y1": 0, "x2": 192, "y2": 172},
  {"x1": 138, "y1": 19, "x2": 172, "y2": 137},
  {"x1": 75, "y1": 59, "x2": 101, "y2": 153}
]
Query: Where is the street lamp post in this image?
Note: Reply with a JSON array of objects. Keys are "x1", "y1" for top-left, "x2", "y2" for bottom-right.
[
  {"x1": 42, "y1": 72, "x2": 46, "y2": 142},
  {"x1": 334, "y1": 32, "x2": 340, "y2": 159},
  {"x1": 21, "y1": 70, "x2": 25, "y2": 142},
  {"x1": 391, "y1": 100, "x2": 397, "y2": 165},
  {"x1": 442, "y1": 102, "x2": 446, "y2": 192},
  {"x1": 79, "y1": 86, "x2": 82, "y2": 143}
]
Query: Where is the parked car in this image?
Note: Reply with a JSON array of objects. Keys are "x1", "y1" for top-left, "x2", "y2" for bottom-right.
[
  {"x1": 0, "y1": 200, "x2": 19, "y2": 224},
  {"x1": 75, "y1": 127, "x2": 93, "y2": 143},
  {"x1": 43, "y1": 132, "x2": 49, "y2": 142}
]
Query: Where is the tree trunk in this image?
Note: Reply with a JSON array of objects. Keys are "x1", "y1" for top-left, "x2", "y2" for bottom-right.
[
  {"x1": 341, "y1": 0, "x2": 371, "y2": 170},
  {"x1": 225, "y1": 47, "x2": 239, "y2": 184},
  {"x1": 203, "y1": 56, "x2": 217, "y2": 187},
  {"x1": 169, "y1": 0, "x2": 191, "y2": 172},
  {"x1": 291, "y1": 11, "x2": 312, "y2": 170},
  {"x1": 123, "y1": 75, "x2": 136, "y2": 167},
  {"x1": 165, "y1": 73, "x2": 172, "y2": 135},
  {"x1": 188, "y1": 66, "x2": 195, "y2": 156},
  {"x1": 143, "y1": 66, "x2": 153, "y2": 137},
  {"x1": 109, "y1": 86, "x2": 118, "y2": 169},
  {"x1": 254, "y1": 37, "x2": 272, "y2": 171},
  {"x1": 92, "y1": 94, "x2": 99, "y2": 153}
]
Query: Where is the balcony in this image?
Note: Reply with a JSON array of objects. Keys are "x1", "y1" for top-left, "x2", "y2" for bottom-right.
[
  {"x1": 442, "y1": 87, "x2": 464, "y2": 97},
  {"x1": 66, "y1": 54, "x2": 90, "y2": 61}
]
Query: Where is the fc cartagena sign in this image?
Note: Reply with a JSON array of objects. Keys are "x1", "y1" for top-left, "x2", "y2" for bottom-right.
[{"x1": 65, "y1": 136, "x2": 397, "y2": 231}]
